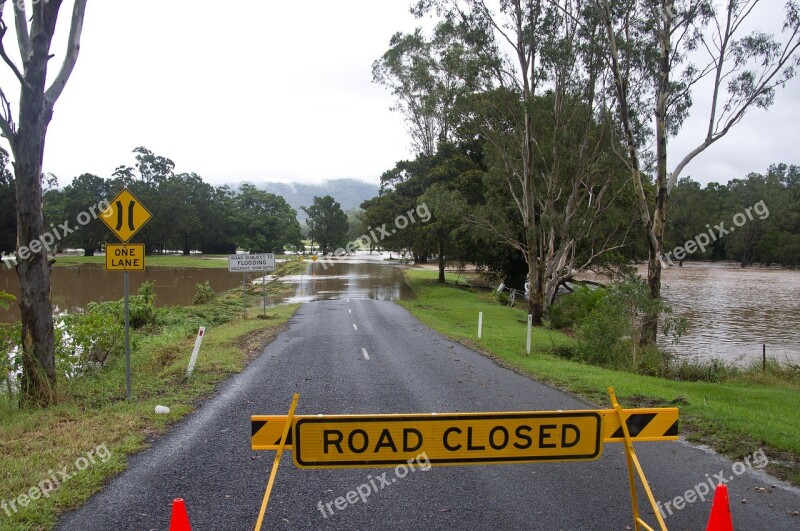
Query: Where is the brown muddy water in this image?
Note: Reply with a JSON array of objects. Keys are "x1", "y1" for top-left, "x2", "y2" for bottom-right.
[
  {"x1": 653, "y1": 262, "x2": 800, "y2": 365},
  {"x1": 1, "y1": 259, "x2": 797, "y2": 365},
  {"x1": 0, "y1": 264, "x2": 244, "y2": 322},
  {"x1": 279, "y1": 261, "x2": 414, "y2": 303}
]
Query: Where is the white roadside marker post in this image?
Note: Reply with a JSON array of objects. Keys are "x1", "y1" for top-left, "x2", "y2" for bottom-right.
[
  {"x1": 187, "y1": 327, "x2": 206, "y2": 377},
  {"x1": 478, "y1": 311, "x2": 483, "y2": 339},
  {"x1": 526, "y1": 314, "x2": 532, "y2": 355}
]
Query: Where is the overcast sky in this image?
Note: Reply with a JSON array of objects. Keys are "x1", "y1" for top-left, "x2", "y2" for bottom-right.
[{"x1": 1, "y1": 0, "x2": 798, "y2": 188}]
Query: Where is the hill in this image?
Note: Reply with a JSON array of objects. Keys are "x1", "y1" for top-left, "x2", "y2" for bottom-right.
[{"x1": 235, "y1": 178, "x2": 378, "y2": 219}]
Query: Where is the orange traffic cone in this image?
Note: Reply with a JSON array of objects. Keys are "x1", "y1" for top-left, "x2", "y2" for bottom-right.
[
  {"x1": 706, "y1": 484, "x2": 734, "y2": 531},
  {"x1": 170, "y1": 498, "x2": 192, "y2": 531}
]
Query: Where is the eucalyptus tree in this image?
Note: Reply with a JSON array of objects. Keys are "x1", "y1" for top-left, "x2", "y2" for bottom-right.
[
  {"x1": 0, "y1": 0, "x2": 88, "y2": 405},
  {"x1": 592, "y1": 0, "x2": 800, "y2": 341},
  {"x1": 411, "y1": 0, "x2": 635, "y2": 323},
  {"x1": 373, "y1": 18, "x2": 487, "y2": 156}
]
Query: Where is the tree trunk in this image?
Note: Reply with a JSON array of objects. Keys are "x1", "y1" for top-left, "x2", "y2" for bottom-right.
[
  {"x1": 15, "y1": 107, "x2": 56, "y2": 406},
  {"x1": 527, "y1": 246, "x2": 544, "y2": 326},
  {"x1": 437, "y1": 236, "x2": 445, "y2": 284},
  {"x1": 642, "y1": 6, "x2": 672, "y2": 344}
]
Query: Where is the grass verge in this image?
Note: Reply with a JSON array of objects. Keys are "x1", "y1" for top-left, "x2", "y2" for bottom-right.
[
  {"x1": 398, "y1": 269, "x2": 800, "y2": 486},
  {"x1": 0, "y1": 264, "x2": 303, "y2": 530}
]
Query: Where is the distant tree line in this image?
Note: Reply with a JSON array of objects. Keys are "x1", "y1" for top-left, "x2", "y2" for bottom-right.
[
  {"x1": 1, "y1": 147, "x2": 304, "y2": 256},
  {"x1": 666, "y1": 164, "x2": 800, "y2": 268}
]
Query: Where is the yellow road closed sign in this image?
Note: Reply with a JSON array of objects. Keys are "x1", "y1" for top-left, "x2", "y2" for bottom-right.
[
  {"x1": 105, "y1": 243, "x2": 145, "y2": 271},
  {"x1": 292, "y1": 411, "x2": 602, "y2": 468}
]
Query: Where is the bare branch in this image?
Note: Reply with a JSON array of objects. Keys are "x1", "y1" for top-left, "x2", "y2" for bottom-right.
[
  {"x1": 12, "y1": 1, "x2": 30, "y2": 61},
  {"x1": 0, "y1": 19, "x2": 27, "y2": 87},
  {"x1": 45, "y1": 0, "x2": 88, "y2": 108},
  {"x1": 0, "y1": 85, "x2": 15, "y2": 142}
]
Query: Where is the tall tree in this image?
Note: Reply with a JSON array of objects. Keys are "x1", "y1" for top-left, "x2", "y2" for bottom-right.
[
  {"x1": 0, "y1": 0, "x2": 88, "y2": 405},
  {"x1": 58, "y1": 173, "x2": 110, "y2": 256},
  {"x1": 235, "y1": 184, "x2": 302, "y2": 253},
  {"x1": 302, "y1": 195, "x2": 349, "y2": 255},
  {"x1": 593, "y1": 0, "x2": 800, "y2": 341},
  {"x1": 411, "y1": 0, "x2": 634, "y2": 323}
]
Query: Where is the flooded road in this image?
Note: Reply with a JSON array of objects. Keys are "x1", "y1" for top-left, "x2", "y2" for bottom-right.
[{"x1": 279, "y1": 261, "x2": 413, "y2": 303}]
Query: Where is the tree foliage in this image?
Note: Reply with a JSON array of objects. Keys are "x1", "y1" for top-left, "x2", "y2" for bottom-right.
[{"x1": 302, "y1": 195, "x2": 349, "y2": 255}]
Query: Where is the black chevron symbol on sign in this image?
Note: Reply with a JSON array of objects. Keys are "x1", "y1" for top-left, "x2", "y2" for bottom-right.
[{"x1": 252, "y1": 420, "x2": 293, "y2": 445}]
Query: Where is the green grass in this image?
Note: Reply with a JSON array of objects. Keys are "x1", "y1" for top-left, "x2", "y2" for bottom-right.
[
  {"x1": 0, "y1": 265, "x2": 303, "y2": 530},
  {"x1": 53, "y1": 254, "x2": 312, "y2": 271},
  {"x1": 52, "y1": 254, "x2": 231, "y2": 268},
  {"x1": 399, "y1": 269, "x2": 800, "y2": 485}
]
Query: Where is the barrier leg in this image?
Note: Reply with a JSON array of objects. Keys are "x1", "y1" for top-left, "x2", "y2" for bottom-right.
[
  {"x1": 254, "y1": 393, "x2": 299, "y2": 531},
  {"x1": 609, "y1": 387, "x2": 667, "y2": 531}
]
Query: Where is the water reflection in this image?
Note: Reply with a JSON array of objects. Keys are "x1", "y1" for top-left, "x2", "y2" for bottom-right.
[{"x1": 281, "y1": 261, "x2": 413, "y2": 303}]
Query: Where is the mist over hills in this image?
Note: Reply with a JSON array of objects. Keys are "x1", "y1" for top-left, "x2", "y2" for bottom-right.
[{"x1": 234, "y1": 178, "x2": 379, "y2": 220}]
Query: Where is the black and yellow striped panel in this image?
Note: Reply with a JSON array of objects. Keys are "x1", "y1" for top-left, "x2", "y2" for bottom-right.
[
  {"x1": 251, "y1": 415, "x2": 294, "y2": 450},
  {"x1": 601, "y1": 408, "x2": 679, "y2": 442}
]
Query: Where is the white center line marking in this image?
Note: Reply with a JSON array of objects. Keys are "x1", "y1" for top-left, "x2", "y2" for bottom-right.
[
  {"x1": 361, "y1": 348, "x2": 369, "y2": 360},
  {"x1": 347, "y1": 298, "x2": 350, "y2": 302},
  {"x1": 352, "y1": 323, "x2": 358, "y2": 331},
  {"x1": 348, "y1": 309, "x2": 352, "y2": 314}
]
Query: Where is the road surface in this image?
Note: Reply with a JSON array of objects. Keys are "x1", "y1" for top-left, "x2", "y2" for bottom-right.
[{"x1": 58, "y1": 299, "x2": 800, "y2": 530}]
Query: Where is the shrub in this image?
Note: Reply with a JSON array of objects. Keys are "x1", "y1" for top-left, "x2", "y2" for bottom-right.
[
  {"x1": 193, "y1": 280, "x2": 216, "y2": 305},
  {"x1": 129, "y1": 281, "x2": 158, "y2": 328},
  {"x1": 548, "y1": 285, "x2": 605, "y2": 329},
  {"x1": 575, "y1": 275, "x2": 682, "y2": 373}
]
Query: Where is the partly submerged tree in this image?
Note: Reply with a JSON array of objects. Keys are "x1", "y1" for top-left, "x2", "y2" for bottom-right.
[
  {"x1": 302, "y1": 195, "x2": 349, "y2": 255},
  {"x1": 0, "y1": 0, "x2": 88, "y2": 405},
  {"x1": 592, "y1": 0, "x2": 800, "y2": 341}
]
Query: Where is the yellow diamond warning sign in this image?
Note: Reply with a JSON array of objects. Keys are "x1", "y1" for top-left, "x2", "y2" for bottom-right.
[
  {"x1": 100, "y1": 188, "x2": 152, "y2": 242},
  {"x1": 105, "y1": 244, "x2": 145, "y2": 271}
]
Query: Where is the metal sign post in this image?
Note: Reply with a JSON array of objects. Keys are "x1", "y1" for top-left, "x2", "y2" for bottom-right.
[{"x1": 123, "y1": 271, "x2": 131, "y2": 399}]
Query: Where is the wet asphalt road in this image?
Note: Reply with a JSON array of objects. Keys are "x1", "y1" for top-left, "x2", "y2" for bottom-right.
[{"x1": 57, "y1": 299, "x2": 800, "y2": 530}]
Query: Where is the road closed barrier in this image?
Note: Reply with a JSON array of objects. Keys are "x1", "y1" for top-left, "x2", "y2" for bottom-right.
[{"x1": 250, "y1": 388, "x2": 678, "y2": 531}]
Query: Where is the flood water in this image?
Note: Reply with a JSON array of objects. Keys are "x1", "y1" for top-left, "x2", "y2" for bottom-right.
[
  {"x1": 280, "y1": 260, "x2": 413, "y2": 303},
  {"x1": 2, "y1": 258, "x2": 797, "y2": 365},
  {"x1": 0, "y1": 264, "x2": 244, "y2": 322},
  {"x1": 654, "y1": 262, "x2": 800, "y2": 365}
]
